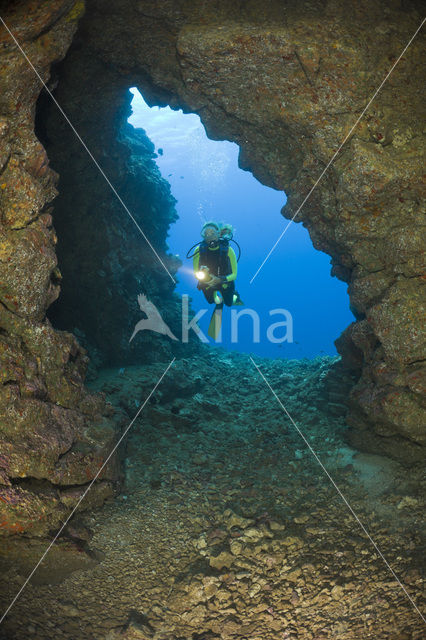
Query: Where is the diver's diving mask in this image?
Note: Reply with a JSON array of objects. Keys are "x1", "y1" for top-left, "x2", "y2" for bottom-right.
[{"x1": 202, "y1": 223, "x2": 220, "y2": 249}]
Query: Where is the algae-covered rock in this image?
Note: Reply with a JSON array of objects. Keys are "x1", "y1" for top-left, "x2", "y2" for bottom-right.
[{"x1": 0, "y1": 0, "x2": 125, "y2": 537}]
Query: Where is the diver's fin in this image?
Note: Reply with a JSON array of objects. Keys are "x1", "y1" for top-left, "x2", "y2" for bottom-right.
[{"x1": 208, "y1": 304, "x2": 223, "y2": 340}]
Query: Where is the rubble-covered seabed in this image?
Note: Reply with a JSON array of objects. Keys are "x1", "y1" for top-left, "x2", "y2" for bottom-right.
[{"x1": 0, "y1": 353, "x2": 424, "y2": 640}]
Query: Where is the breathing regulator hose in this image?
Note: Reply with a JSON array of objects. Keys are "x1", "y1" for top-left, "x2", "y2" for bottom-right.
[{"x1": 186, "y1": 239, "x2": 241, "y2": 262}]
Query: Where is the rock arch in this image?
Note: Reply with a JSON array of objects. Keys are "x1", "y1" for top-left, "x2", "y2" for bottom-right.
[{"x1": 0, "y1": 0, "x2": 424, "y2": 537}]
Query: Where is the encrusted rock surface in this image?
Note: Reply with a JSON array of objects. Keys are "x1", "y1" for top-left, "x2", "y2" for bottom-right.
[{"x1": 0, "y1": 1, "x2": 127, "y2": 537}]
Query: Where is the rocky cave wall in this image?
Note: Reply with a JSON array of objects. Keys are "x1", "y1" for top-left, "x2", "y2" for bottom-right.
[
  {"x1": 0, "y1": 0, "x2": 425, "y2": 539},
  {"x1": 35, "y1": 52, "x2": 185, "y2": 368},
  {"x1": 0, "y1": 1, "x2": 126, "y2": 538}
]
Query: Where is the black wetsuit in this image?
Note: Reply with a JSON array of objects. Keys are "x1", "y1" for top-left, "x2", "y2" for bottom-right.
[{"x1": 194, "y1": 241, "x2": 237, "y2": 307}]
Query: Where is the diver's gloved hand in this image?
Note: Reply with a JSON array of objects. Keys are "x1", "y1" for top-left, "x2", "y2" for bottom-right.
[{"x1": 205, "y1": 275, "x2": 223, "y2": 290}]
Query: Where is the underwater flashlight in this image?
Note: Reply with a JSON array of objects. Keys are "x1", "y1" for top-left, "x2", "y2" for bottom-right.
[{"x1": 196, "y1": 266, "x2": 211, "y2": 282}]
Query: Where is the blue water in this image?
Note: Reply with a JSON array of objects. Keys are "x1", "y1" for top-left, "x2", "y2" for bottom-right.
[{"x1": 128, "y1": 88, "x2": 354, "y2": 358}]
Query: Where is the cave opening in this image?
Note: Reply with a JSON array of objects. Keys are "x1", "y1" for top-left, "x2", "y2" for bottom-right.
[
  {"x1": 35, "y1": 75, "x2": 355, "y2": 366},
  {"x1": 128, "y1": 87, "x2": 355, "y2": 359}
]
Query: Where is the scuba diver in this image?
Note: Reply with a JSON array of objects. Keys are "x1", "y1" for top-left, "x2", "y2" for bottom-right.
[{"x1": 187, "y1": 221, "x2": 243, "y2": 339}]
